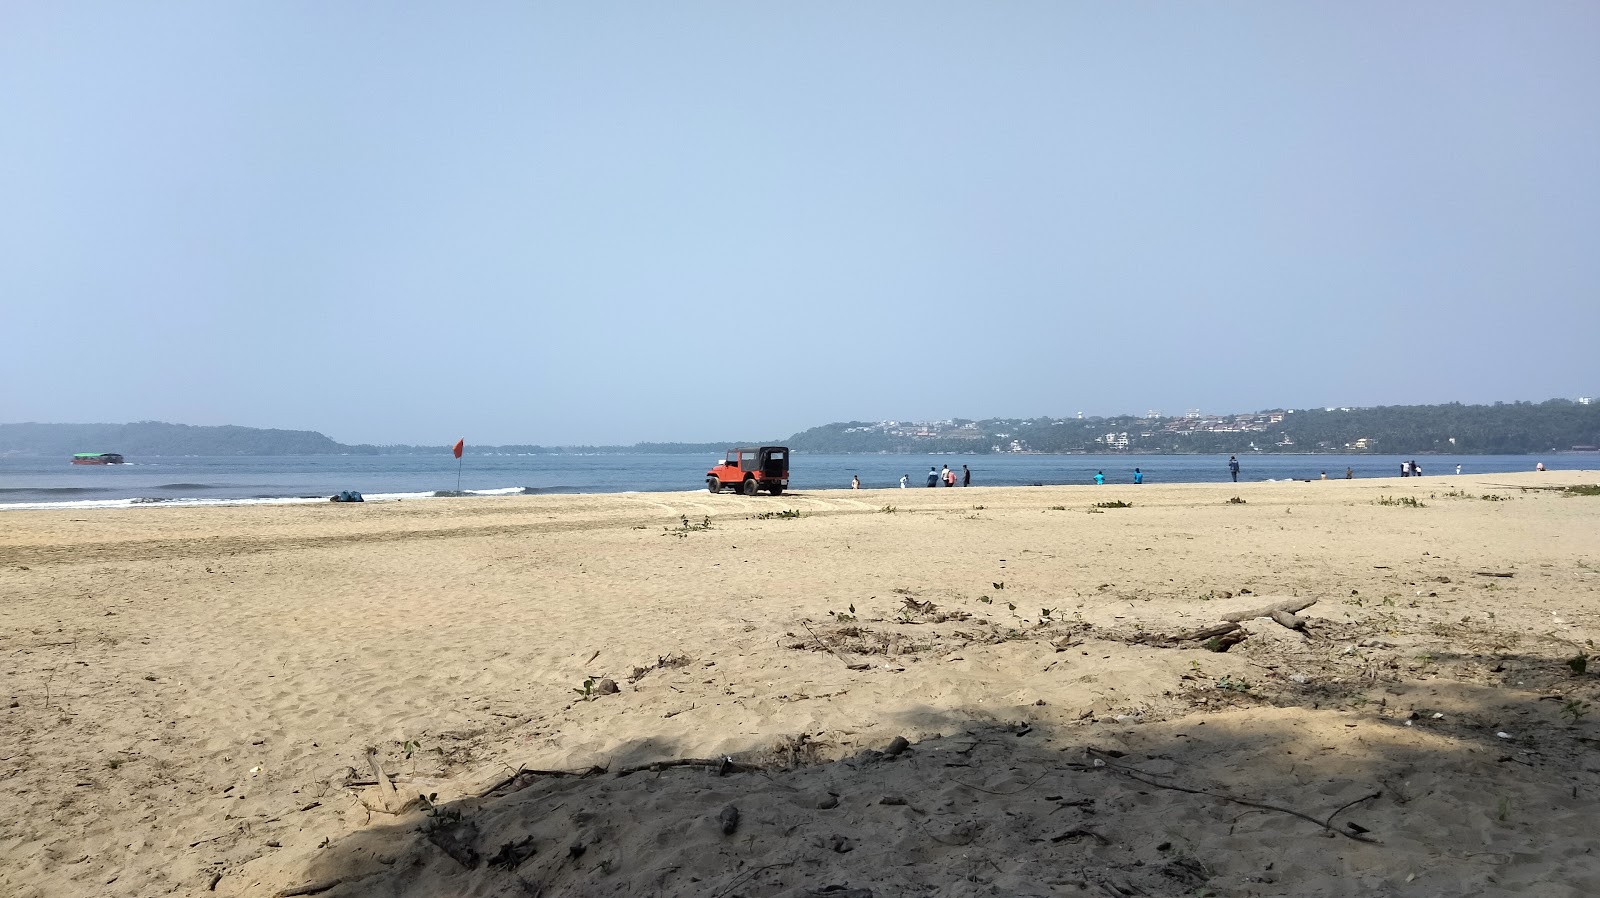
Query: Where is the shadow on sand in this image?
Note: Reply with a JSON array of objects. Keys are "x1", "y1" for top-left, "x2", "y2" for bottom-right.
[{"x1": 272, "y1": 655, "x2": 1600, "y2": 898}]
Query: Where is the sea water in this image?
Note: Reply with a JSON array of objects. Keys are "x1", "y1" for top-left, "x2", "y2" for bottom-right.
[{"x1": 0, "y1": 453, "x2": 1582, "y2": 511}]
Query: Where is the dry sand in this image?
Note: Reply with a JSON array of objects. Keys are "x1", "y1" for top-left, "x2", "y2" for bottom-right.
[{"x1": 2, "y1": 471, "x2": 1598, "y2": 897}]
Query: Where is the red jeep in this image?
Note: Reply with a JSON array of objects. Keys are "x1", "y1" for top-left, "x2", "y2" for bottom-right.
[{"x1": 707, "y1": 446, "x2": 789, "y2": 496}]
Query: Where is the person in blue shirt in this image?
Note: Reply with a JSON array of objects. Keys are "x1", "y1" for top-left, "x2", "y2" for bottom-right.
[
  {"x1": 927, "y1": 467, "x2": 939, "y2": 487},
  {"x1": 1133, "y1": 468, "x2": 1143, "y2": 484},
  {"x1": 1093, "y1": 471, "x2": 1105, "y2": 485}
]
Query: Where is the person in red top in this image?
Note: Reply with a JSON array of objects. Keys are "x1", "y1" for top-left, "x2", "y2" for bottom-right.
[{"x1": 943, "y1": 466, "x2": 956, "y2": 487}]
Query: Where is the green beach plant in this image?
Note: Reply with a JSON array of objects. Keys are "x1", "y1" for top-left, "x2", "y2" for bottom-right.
[
  {"x1": 664, "y1": 515, "x2": 713, "y2": 537},
  {"x1": 1215, "y1": 676, "x2": 1252, "y2": 694},
  {"x1": 1373, "y1": 495, "x2": 1426, "y2": 508}
]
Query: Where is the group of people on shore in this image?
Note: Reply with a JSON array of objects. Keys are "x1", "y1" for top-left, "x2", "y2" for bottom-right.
[
  {"x1": 914, "y1": 464, "x2": 970, "y2": 488},
  {"x1": 852, "y1": 464, "x2": 973, "y2": 489},
  {"x1": 846, "y1": 455, "x2": 1532, "y2": 491}
]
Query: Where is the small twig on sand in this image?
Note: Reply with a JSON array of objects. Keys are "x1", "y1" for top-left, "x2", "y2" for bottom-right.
[
  {"x1": 262, "y1": 801, "x2": 321, "y2": 824},
  {"x1": 951, "y1": 770, "x2": 1052, "y2": 795},
  {"x1": 802, "y1": 621, "x2": 857, "y2": 668},
  {"x1": 615, "y1": 756, "x2": 757, "y2": 778},
  {"x1": 1324, "y1": 791, "x2": 1383, "y2": 830},
  {"x1": 479, "y1": 765, "x2": 608, "y2": 797},
  {"x1": 710, "y1": 859, "x2": 795, "y2": 898},
  {"x1": 1050, "y1": 827, "x2": 1110, "y2": 845},
  {"x1": 189, "y1": 827, "x2": 241, "y2": 849},
  {"x1": 275, "y1": 878, "x2": 343, "y2": 897},
  {"x1": 1081, "y1": 749, "x2": 1382, "y2": 843}
]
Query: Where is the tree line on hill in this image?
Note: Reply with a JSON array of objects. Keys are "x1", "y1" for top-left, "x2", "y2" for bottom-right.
[
  {"x1": 785, "y1": 399, "x2": 1600, "y2": 455},
  {"x1": 0, "y1": 422, "x2": 747, "y2": 457},
  {"x1": 1, "y1": 399, "x2": 1595, "y2": 457}
]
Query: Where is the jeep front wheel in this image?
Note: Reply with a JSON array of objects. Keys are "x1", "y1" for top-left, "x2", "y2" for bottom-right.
[
  {"x1": 707, "y1": 477, "x2": 721, "y2": 493},
  {"x1": 742, "y1": 478, "x2": 760, "y2": 496}
]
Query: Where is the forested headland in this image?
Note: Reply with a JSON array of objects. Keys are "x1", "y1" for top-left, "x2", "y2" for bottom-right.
[
  {"x1": 788, "y1": 399, "x2": 1599, "y2": 455},
  {"x1": 1, "y1": 399, "x2": 1596, "y2": 456}
]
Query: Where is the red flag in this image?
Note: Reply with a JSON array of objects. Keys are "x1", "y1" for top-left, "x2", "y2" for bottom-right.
[{"x1": 452, "y1": 438, "x2": 464, "y2": 459}]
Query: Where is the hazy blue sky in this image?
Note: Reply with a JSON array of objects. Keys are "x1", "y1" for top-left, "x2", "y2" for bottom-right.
[{"x1": 3, "y1": 4, "x2": 1596, "y2": 445}]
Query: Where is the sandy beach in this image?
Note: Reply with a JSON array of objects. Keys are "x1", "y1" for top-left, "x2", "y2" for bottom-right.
[{"x1": 2, "y1": 471, "x2": 1598, "y2": 897}]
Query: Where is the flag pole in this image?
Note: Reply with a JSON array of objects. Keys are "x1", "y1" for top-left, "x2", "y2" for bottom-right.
[
  {"x1": 452, "y1": 438, "x2": 465, "y2": 495},
  {"x1": 456, "y1": 457, "x2": 463, "y2": 495}
]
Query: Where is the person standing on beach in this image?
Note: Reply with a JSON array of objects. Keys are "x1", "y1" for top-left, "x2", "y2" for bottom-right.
[
  {"x1": 962, "y1": 465, "x2": 971, "y2": 487},
  {"x1": 1413, "y1": 461, "x2": 1422, "y2": 477},
  {"x1": 1346, "y1": 467, "x2": 1354, "y2": 479},
  {"x1": 900, "y1": 474, "x2": 908, "y2": 489},
  {"x1": 851, "y1": 475, "x2": 860, "y2": 490},
  {"x1": 1133, "y1": 468, "x2": 1143, "y2": 484},
  {"x1": 1401, "y1": 460, "x2": 1410, "y2": 477},
  {"x1": 927, "y1": 467, "x2": 939, "y2": 487},
  {"x1": 942, "y1": 465, "x2": 955, "y2": 487},
  {"x1": 1456, "y1": 464, "x2": 1462, "y2": 475},
  {"x1": 1228, "y1": 456, "x2": 1240, "y2": 482},
  {"x1": 1094, "y1": 471, "x2": 1105, "y2": 485}
]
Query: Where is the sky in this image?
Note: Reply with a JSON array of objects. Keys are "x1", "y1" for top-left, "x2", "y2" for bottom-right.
[{"x1": 2, "y1": 4, "x2": 1597, "y2": 446}]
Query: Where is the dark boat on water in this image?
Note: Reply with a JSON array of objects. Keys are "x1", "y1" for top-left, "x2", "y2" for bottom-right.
[{"x1": 71, "y1": 453, "x2": 125, "y2": 465}]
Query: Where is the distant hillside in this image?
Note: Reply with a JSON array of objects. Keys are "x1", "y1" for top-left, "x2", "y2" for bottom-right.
[
  {"x1": 0, "y1": 422, "x2": 346, "y2": 457},
  {"x1": 5, "y1": 399, "x2": 1596, "y2": 457},
  {"x1": 788, "y1": 399, "x2": 1600, "y2": 455},
  {"x1": 0, "y1": 423, "x2": 754, "y2": 457}
]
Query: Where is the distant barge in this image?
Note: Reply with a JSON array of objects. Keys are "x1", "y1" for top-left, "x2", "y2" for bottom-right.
[{"x1": 71, "y1": 453, "x2": 125, "y2": 465}]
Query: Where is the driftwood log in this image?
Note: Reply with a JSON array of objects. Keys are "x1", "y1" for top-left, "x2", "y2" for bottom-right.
[
  {"x1": 365, "y1": 748, "x2": 400, "y2": 813},
  {"x1": 1220, "y1": 598, "x2": 1318, "y2": 622},
  {"x1": 1170, "y1": 622, "x2": 1240, "y2": 642},
  {"x1": 1269, "y1": 609, "x2": 1307, "y2": 631},
  {"x1": 1204, "y1": 630, "x2": 1249, "y2": 652}
]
